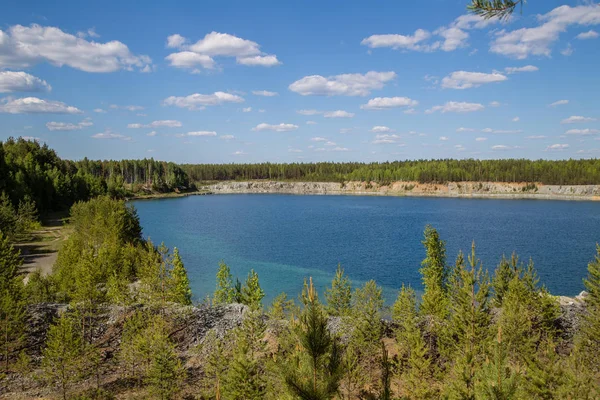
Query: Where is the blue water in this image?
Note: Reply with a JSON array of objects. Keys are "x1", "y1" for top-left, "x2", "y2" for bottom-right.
[{"x1": 132, "y1": 195, "x2": 600, "y2": 304}]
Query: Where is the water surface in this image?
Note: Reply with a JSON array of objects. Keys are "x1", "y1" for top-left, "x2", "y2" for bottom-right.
[{"x1": 132, "y1": 194, "x2": 600, "y2": 303}]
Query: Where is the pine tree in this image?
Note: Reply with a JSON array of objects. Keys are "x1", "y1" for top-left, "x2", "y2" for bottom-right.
[
  {"x1": 241, "y1": 269, "x2": 265, "y2": 311},
  {"x1": 379, "y1": 341, "x2": 392, "y2": 400},
  {"x1": 524, "y1": 339, "x2": 567, "y2": 399},
  {"x1": 392, "y1": 284, "x2": 417, "y2": 323},
  {"x1": 491, "y1": 254, "x2": 518, "y2": 307},
  {"x1": 41, "y1": 313, "x2": 83, "y2": 400},
  {"x1": 268, "y1": 292, "x2": 295, "y2": 320},
  {"x1": 475, "y1": 327, "x2": 520, "y2": 400},
  {"x1": 214, "y1": 261, "x2": 236, "y2": 305},
  {"x1": 419, "y1": 225, "x2": 449, "y2": 320},
  {"x1": 577, "y1": 244, "x2": 600, "y2": 373},
  {"x1": 14, "y1": 350, "x2": 30, "y2": 392},
  {"x1": 445, "y1": 243, "x2": 491, "y2": 400},
  {"x1": 284, "y1": 278, "x2": 344, "y2": 400},
  {"x1": 169, "y1": 247, "x2": 192, "y2": 305},
  {"x1": 468, "y1": 0, "x2": 524, "y2": 20},
  {"x1": 325, "y1": 264, "x2": 352, "y2": 317},
  {"x1": 351, "y1": 280, "x2": 384, "y2": 347},
  {"x1": 200, "y1": 330, "x2": 230, "y2": 400},
  {"x1": 223, "y1": 311, "x2": 267, "y2": 399}
]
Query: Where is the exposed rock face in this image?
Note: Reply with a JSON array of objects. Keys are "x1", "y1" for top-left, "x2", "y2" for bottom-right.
[{"x1": 204, "y1": 181, "x2": 600, "y2": 201}]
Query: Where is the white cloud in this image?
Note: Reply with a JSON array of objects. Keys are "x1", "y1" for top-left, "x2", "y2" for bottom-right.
[
  {"x1": 504, "y1": 65, "x2": 539, "y2": 74},
  {"x1": 165, "y1": 31, "x2": 280, "y2": 71},
  {"x1": 0, "y1": 71, "x2": 51, "y2": 93},
  {"x1": 0, "y1": 24, "x2": 151, "y2": 72},
  {"x1": 325, "y1": 141, "x2": 337, "y2": 146},
  {"x1": 526, "y1": 135, "x2": 547, "y2": 139},
  {"x1": 331, "y1": 147, "x2": 350, "y2": 152},
  {"x1": 289, "y1": 71, "x2": 396, "y2": 96},
  {"x1": 306, "y1": 121, "x2": 317, "y2": 125},
  {"x1": 93, "y1": 108, "x2": 106, "y2": 113},
  {"x1": 425, "y1": 101, "x2": 484, "y2": 114},
  {"x1": 371, "y1": 126, "x2": 392, "y2": 133},
  {"x1": 252, "y1": 90, "x2": 278, "y2": 97},
  {"x1": 439, "y1": 136, "x2": 449, "y2": 141},
  {"x1": 0, "y1": 97, "x2": 82, "y2": 114},
  {"x1": 491, "y1": 145, "x2": 514, "y2": 151},
  {"x1": 92, "y1": 129, "x2": 131, "y2": 140},
  {"x1": 361, "y1": 96, "x2": 418, "y2": 110},
  {"x1": 242, "y1": 107, "x2": 252, "y2": 112},
  {"x1": 566, "y1": 128, "x2": 599, "y2": 135},
  {"x1": 311, "y1": 137, "x2": 328, "y2": 142},
  {"x1": 490, "y1": 4, "x2": 600, "y2": 59},
  {"x1": 252, "y1": 123, "x2": 298, "y2": 132},
  {"x1": 561, "y1": 115, "x2": 597, "y2": 124},
  {"x1": 288, "y1": 148, "x2": 303, "y2": 153},
  {"x1": 404, "y1": 108, "x2": 417, "y2": 114},
  {"x1": 147, "y1": 131, "x2": 157, "y2": 137},
  {"x1": 372, "y1": 134, "x2": 402, "y2": 144},
  {"x1": 576, "y1": 30, "x2": 599, "y2": 39},
  {"x1": 455, "y1": 144, "x2": 466, "y2": 151},
  {"x1": 546, "y1": 144, "x2": 569, "y2": 151},
  {"x1": 361, "y1": 29, "x2": 436, "y2": 51},
  {"x1": 441, "y1": 71, "x2": 507, "y2": 89},
  {"x1": 187, "y1": 131, "x2": 217, "y2": 136},
  {"x1": 489, "y1": 101, "x2": 501, "y2": 107},
  {"x1": 323, "y1": 110, "x2": 354, "y2": 118},
  {"x1": 482, "y1": 128, "x2": 522, "y2": 134},
  {"x1": 475, "y1": 137, "x2": 487, "y2": 141},
  {"x1": 233, "y1": 150, "x2": 247, "y2": 155},
  {"x1": 512, "y1": 116, "x2": 520, "y2": 122},
  {"x1": 549, "y1": 99, "x2": 569, "y2": 107},
  {"x1": 163, "y1": 91, "x2": 244, "y2": 110},
  {"x1": 128, "y1": 120, "x2": 182, "y2": 128},
  {"x1": 339, "y1": 128, "x2": 352, "y2": 134},
  {"x1": 219, "y1": 135, "x2": 235, "y2": 140},
  {"x1": 110, "y1": 104, "x2": 144, "y2": 111},
  {"x1": 456, "y1": 127, "x2": 475, "y2": 132},
  {"x1": 297, "y1": 109, "x2": 321, "y2": 115},
  {"x1": 46, "y1": 119, "x2": 92, "y2": 131},
  {"x1": 561, "y1": 44, "x2": 574, "y2": 56}
]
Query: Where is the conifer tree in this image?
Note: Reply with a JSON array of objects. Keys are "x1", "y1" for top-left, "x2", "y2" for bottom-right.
[
  {"x1": 169, "y1": 247, "x2": 192, "y2": 305},
  {"x1": 325, "y1": 264, "x2": 352, "y2": 317},
  {"x1": 524, "y1": 339, "x2": 567, "y2": 399},
  {"x1": 268, "y1": 292, "x2": 295, "y2": 320},
  {"x1": 445, "y1": 243, "x2": 491, "y2": 400},
  {"x1": 392, "y1": 284, "x2": 417, "y2": 323},
  {"x1": 577, "y1": 244, "x2": 600, "y2": 373},
  {"x1": 475, "y1": 327, "x2": 520, "y2": 400},
  {"x1": 214, "y1": 261, "x2": 236, "y2": 305},
  {"x1": 379, "y1": 341, "x2": 392, "y2": 400},
  {"x1": 491, "y1": 254, "x2": 518, "y2": 307},
  {"x1": 284, "y1": 278, "x2": 344, "y2": 400},
  {"x1": 201, "y1": 330, "x2": 231, "y2": 400},
  {"x1": 351, "y1": 280, "x2": 384, "y2": 347},
  {"x1": 419, "y1": 225, "x2": 449, "y2": 320},
  {"x1": 241, "y1": 269, "x2": 265, "y2": 311},
  {"x1": 42, "y1": 313, "x2": 83, "y2": 400}
]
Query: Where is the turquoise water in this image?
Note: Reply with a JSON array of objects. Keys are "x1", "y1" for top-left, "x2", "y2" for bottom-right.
[{"x1": 132, "y1": 194, "x2": 600, "y2": 303}]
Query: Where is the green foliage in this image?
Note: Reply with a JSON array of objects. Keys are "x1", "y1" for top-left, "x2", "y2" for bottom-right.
[
  {"x1": 214, "y1": 261, "x2": 236, "y2": 305},
  {"x1": 468, "y1": 0, "x2": 524, "y2": 20},
  {"x1": 268, "y1": 292, "x2": 296, "y2": 320},
  {"x1": 392, "y1": 284, "x2": 418, "y2": 323},
  {"x1": 577, "y1": 244, "x2": 600, "y2": 373},
  {"x1": 325, "y1": 264, "x2": 352, "y2": 317},
  {"x1": 351, "y1": 280, "x2": 384, "y2": 348},
  {"x1": 284, "y1": 278, "x2": 344, "y2": 400},
  {"x1": 240, "y1": 269, "x2": 265, "y2": 311},
  {"x1": 42, "y1": 313, "x2": 83, "y2": 400},
  {"x1": 420, "y1": 225, "x2": 449, "y2": 320},
  {"x1": 168, "y1": 247, "x2": 192, "y2": 305}
]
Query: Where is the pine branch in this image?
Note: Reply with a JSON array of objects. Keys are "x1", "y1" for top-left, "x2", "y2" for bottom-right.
[{"x1": 467, "y1": 0, "x2": 525, "y2": 20}]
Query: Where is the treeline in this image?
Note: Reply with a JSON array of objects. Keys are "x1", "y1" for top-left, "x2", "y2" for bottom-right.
[
  {"x1": 0, "y1": 138, "x2": 189, "y2": 219},
  {"x1": 182, "y1": 159, "x2": 600, "y2": 185}
]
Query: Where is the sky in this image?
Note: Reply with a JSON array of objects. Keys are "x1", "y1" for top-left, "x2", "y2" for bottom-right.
[{"x1": 1, "y1": 0, "x2": 599, "y2": 163}]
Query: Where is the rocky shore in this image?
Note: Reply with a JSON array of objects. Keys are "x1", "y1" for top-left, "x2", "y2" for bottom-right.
[{"x1": 203, "y1": 181, "x2": 600, "y2": 201}]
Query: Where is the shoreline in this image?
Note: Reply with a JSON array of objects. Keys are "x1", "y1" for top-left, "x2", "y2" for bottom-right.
[{"x1": 201, "y1": 180, "x2": 600, "y2": 202}]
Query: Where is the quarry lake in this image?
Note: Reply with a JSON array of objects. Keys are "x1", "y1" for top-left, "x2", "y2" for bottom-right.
[{"x1": 132, "y1": 194, "x2": 600, "y2": 303}]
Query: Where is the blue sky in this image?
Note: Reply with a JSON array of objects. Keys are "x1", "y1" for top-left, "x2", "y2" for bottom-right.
[{"x1": 1, "y1": 0, "x2": 599, "y2": 163}]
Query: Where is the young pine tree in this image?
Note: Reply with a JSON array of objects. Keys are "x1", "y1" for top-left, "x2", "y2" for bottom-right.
[
  {"x1": 419, "y1": 225, "x2": 449, "y2": 320},
  {"x1": 241, "y1": 269, "x2": 265, "y2": 311},
  {"x1": 324, "y1": 264, "x2": 352, "y2": 317},
  {"x1": 268, "y1": 292, "x2": 295, "y2": 320},
  {"x1": 214, "y1": 261, "x2": 236, "y2": 305},
  {"x1": 577, "y1": 244, "x2": 600, "y2": 373},
  {"x1": 475, "y1": 327, "x2": 520, "y2": 400},
  {"x1": 168, "y1": 247, "x2": 192, "y2": 305},
  {"x1": 41, "y1": 313, "x2": 83, "y2": 400},
  {"x1": 284, "y1": 278, "x2": 344, "y2": 400}
]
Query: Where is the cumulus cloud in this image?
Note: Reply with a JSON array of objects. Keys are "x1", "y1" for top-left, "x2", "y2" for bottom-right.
[
  {"x1": 490, "y1": 4, "x2": 600, "y2": 59},
  {"x1": 92, "y1": 129, "x2": 131, "y2": 140},
  {"x1": 128, "y1": 120, "x2": 182, "y2": 128},
  {"x1": 526, "y1": 135, "x2": 547, "y2": 139},
  {"x1": 93, "y1": 108, "x2": 106, "y2": 113},
  {"x1": 0, "y1": 24, "x2": 151, "y2": 72},
  {"x1": 147, "y1": 131, "x2": 157, "y2": 136},
  {"x1": 475, "y1": 137, "x2": 487, "y2": 141},
  {"x1": 425, "y1": 101, "x2": 484, "y2": 114},
  {"x1": 566, "y1": 128, "x2": 599, "y2": 135},
  {"x1": 361, "y1": 96, "x2": 418, "y2": 110},
  {"x1": 0, "y1": 71, "x2": 51, "y2": 93},
  {"x1": 297, "y1": 109, "x2": 321, "y2": 115},
  {"x1": 491, "y1": 145, "x2": 514, "y2": 151},
  {"x1": 165, "y1": 31, "x2": 280, "y2": 71},
  {"x1": 489, "y1": 101, "x2": 501, "y2": 107},
  {"x1": 233, "y1": 150, "x2": 247, "y2": 155},
  {"x1": 361, "y1": 29, "x2": 436, "y2": 51},
  {"x1": 110, "y1": 104, "x2": 144, "y2": 111},
  {"x1": 0, "y1": 97, "x2": 82, "y2": 114},
  {"x1": 549, "y1": 99, "x2": 569, "y2": 107},
  {"x1": 323, "y1": 110, "x2": 354, "y2": 118},
  {"x1": 252, "y1": 123, "x2": 298, "y2": 132},
  {"x1": 187, "y1": 131, "x2": 216, "y2": 136},
  {"x1": 310, "y1": 137, "x2": 328, "y2": 142},
  {"x1": 439, "y1": 136, "x2": 449, "y2": 141},
  {"x1": 441, "y1": 71, "x2": 507, "y2": 89},
  {"x1": 482, "y1": 128, "x2": 522, "y2": 134},
  {"x1": 289, "y1": 71, "x2": 396, "y2": 96},
  {"x1": 576, "y1": 30, "x2": 599, "y2": 39},
  {"x1": 46, "y1": 119, "x2": 92, "y2": 131},
  {"x1": 504, "y1": 65, "x2": 539, "y2": 74},
  {"x1": 561, "y1": 116, "x2": 597, "y2": 124},
  {"x1": 163, "y1": 91, "x2": 244, "y2": 110},
  {"x1": 371, "y1": 126, "x2": 392, "y2": 133},
  {"x1": 219, "y1": 135, "x2": 235, "y2": 140},
  {"x1": 456, "y1": 127, "x2": 475, "y2": 132},
  {"x1": 252, "y1": 90, "x2": 278, "y2": 96},
  {"x1": 372, "y1": 134, "x2": 402, "y2": 144},
  {"x1": 512, "y1": 117, "x2": 520, "y2": 122},
  {"x1": 242, "y1": 107, "x2": 252, "y2": 112},
  {"x1": 546, "y1": 144, "x2": 569, "y2": 151}
]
